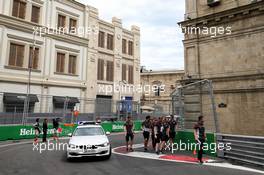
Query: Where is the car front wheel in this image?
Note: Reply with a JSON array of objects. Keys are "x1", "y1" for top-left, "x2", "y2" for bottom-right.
[{"x1": 104, "y1": 147, "x2": 112, "y2": 160}]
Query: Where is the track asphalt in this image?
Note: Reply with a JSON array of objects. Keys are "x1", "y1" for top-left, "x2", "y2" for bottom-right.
[{"x1": 0, "y1": 133, "x2": 263, "y2": 175}]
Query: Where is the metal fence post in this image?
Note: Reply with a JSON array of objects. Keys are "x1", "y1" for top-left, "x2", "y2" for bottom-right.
[{"x1": 208, "y1": 80, "x2": 219, "y2": 133}]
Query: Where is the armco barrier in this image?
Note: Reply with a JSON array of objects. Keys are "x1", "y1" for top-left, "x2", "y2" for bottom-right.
[{"x1": 0, "y1": 121, "x2": 143, "y2": 141}]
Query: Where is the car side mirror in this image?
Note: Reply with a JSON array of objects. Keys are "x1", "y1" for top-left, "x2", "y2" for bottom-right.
[
  {"x1": 106, "y1": 131, "x2": 110, "y2": 135},
  {"x1": 68, "y1": 133, "x2": 72, "y2": 137}
]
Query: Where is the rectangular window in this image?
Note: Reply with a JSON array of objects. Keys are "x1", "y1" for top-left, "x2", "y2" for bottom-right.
[
  {"x1": 68, "y1": 55, "x2": 77, "y2": 74},
  {"x1": 12, "y1": 0, "x2": 26, "y2": 19},
  {"x1": 128, "y1": 41, "x2": 134, "y2": 56},
  {"x1": 56, "y1": 52, "x2": 65, "y2": 73},
  {"x1": 69, "y1": 18, "x2": 77, "y2": 33},
  {"x1": 128, "y1": 65, "x2": 134, "y2": 84},
  {"x1": 122, "y1": 64, "x2": 127, "y2": 81},
  {"x1": 106, "y1": 61, "x2": 114, "y2": 82},
  {"x1": 122, "y1": 39, "x2": 127, "y2": 54},
  {"x1": 9, "y1": 43, "x2": 25, "y2": 67},
  {"x1": 154, "y1": 87, "x2": 161, "y2": 97},
  {"x1": 107, "y1": 34, "x2": 114, "y2": 50},
  {"x1": 97, "y1": 59, "x2": 104, "y2": 80},
  {"x1": 98, "y1": 31, "x2": 105, "y2": 48},
  {"x1": 57, "y1": 14, "x2": 66, "y2": 28},
  {"x1": 31, "y1": 5, "x2": 40, "y2": 23},
  {"x1": 29, "y1": 47, "x2": 39, "y2": 70}
]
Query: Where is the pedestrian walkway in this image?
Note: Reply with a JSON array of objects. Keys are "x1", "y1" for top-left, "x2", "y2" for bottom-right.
[
  {"x1": 113, "y1": 143, "x2": 218, "y2": 163},
  {"x1": 112, "y1": 144, "x2": 264, "y2": 174}
]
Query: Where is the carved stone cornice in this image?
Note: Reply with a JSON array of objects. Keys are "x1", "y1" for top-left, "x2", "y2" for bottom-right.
[
  {"x1": 0, "y1": 14, "x2": 89, "y2": 47},
  {"x1": 178, "y1": 1, "x2": 264, "y2": 27}
]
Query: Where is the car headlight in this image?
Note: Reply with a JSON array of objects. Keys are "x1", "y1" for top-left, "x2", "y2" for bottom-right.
[
  {"x1": 104, "y1": 142, "x2": 109, "y2": 147},
  {"x1": 69, "y1": 144, "x2": 76, "y2": 149},
  {"x1": 98, "y1": 142, "x2": 109, "y2": 147}
]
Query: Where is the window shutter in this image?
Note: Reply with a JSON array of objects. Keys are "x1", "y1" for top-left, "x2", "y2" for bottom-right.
[
  {"x1": 68, "y1": 55, "x2": 77, "y2": 74},
  {"x1": 56, "y1": 53, "x2": 60, "y2": 72},
  {"x1": 69, "y1": 18, "x2": 77, "y2": 32},
  {"x1": 110, "y1": 61, "x2": 114, "y2": 81},
  {"x1": 19, "y1": 1, "x2": 26, "y2": 19},
  {"x1": 122, "y1": 64, "x2": 126, "y2": 81},
  {"x1": 98, "y1": 31, "x2": 105, "y2": 48},
  {"x1": 128, "y1": 65, "x2": 134, "y2": 84},
  {"x1": 31, "y1": 6, "x2": 40, "y2": 23},
  {"x1": 128, "y1": 41, "x2": 134, "y2": 56},
  {"x1": 17, "y1": 45, "x2": 24, "y2": 67},
  {"x1": 9, "y1": 44, "x2": 16, "y2": 66},
  {"x1": 56, "y1": 53, "x2": 65, "y2": 73},
  {"x1": 72, "y1": 56, "x2": 76, "y2": 74},
  {"x1": 30, "y1": 47, "x2": 39, "y2": 69},
  {"x1": 12, "y1": 0, "x2": 19, "y2": 17},
  {"x1": 97, "y1": 59, "x2": 104, "y2": 80},
  {"x1": 122, "y1": 39, "x2": 127, "y2": 54},
  {"x1": 58, "y1": 15, "x2": 66, "y2": 28},
  {"x1": 106, "y1": 61, "x2": 114, "y2": 81},
  {"x1": 61, "y1": 53, "x2": 65, "y2": 72},
  {"x1": 107, "y1": 34, "x2": 114, "y2": 50},
  {"x1": 33, "y1": 48, "x2": 39, "y2": 69}
]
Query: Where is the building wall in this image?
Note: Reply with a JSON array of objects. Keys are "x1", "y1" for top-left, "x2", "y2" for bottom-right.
[
  {"x1": 180, "y1": 0, "x2": 264, "y2": 136},
  {"x1": 185, "y1": 0, "x2": 258, "y2": 19},
  {"x1": 141, "y1": 70, "x2": 184, "y2": 114},
  {"x1": 0, "y1": 0, "x2": 140, "y2": 114}
]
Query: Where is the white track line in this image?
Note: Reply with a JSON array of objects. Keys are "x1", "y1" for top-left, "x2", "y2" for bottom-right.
[{"x1": 112, "y1": 144, "x2": 264, "y2": 174}]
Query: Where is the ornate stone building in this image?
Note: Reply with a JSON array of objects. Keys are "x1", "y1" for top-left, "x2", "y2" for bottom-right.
[
  {"x1": 0, "y1": 0, "x2": 140, "y2": 115},
  {"x1": 141, "y1": 69, "x2": 184, "y2": 115},
  {"x1": 179, "y1": 0, "x2": 264, "y2": 136}
]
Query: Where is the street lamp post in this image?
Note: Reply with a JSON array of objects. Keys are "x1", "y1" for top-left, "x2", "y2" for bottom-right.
[
  {"x1": 117, "y1": 80, "x2": 127, "y2": 120},
  {"x1": 22, "y1": 31, "x2": 37, "y2": 125}
]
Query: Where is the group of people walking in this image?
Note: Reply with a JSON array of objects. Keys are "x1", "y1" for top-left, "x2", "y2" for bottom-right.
[
  {"x1": 123, "y1": 115, "x2": 178, "y2": 154},
  {"x1": 123, "y1": 115, "x2": 206, "y2": 164},
  {"x1": 33, "y1": 118, "x2": 60, "y2": 143}
]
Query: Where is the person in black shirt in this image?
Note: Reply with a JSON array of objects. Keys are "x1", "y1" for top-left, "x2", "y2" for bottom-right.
[
  {"x1": 150, "y1": 117, "x2": 156, "y2": 150},
  {"x1": 153, "y1": 117, "x2": 162, "y2": 154},
  {"x1": 33, "y1": 118, "x2": 41, "y2": 143},
  {"x1": 169, "y1": 115, "x2": 178, "y2": 147},
  {"x1": 42, "y1": 118, "x2": 48, "y2": 142},
  {"x1": 160, "y1": 117, "x2": 170, "y2": 153},
  {"x1": 142, "y1": 116, "x2": 151, "y2": 151},
  {"x1": 194, "y1": 115, "x2": 206, "y2": 164},
  {"x1": 124, "y1": 116, "x2": 134, "y2": 152},
  {"x1": 52, "y1": 118, "x2": 59, "y2": 141}
]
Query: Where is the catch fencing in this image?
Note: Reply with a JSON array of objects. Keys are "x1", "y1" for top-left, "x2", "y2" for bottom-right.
[
  {"x1": 0, "y1": 92, "x2": 142, "y2": 125},
  {"x1": 171, "y1": 79, "x2": 219, "y2": 132}
]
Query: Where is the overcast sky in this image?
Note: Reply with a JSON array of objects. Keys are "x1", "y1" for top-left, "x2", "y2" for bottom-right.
[{"x1": 78, "y1": 0, "x2": 185, "y2": 70}]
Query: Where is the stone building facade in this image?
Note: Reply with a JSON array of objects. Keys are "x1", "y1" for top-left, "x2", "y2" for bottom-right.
[
  {"x1": 0, "y1": 0, "x2": 140, "y2": 115},
  {"x1": 141, "y1": 70, "x2": 184, "y2": 115},
  {"x1": 179, "y1": 0, "x2": 264, "y2": 136}
]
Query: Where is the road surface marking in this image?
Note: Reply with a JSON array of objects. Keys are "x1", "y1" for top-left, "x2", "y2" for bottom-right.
[{"x1": 112, "y1": 144, "x2": 264, "y2": 174}]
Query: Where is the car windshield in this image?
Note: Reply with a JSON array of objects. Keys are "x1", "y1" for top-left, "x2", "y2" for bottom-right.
[{"x1": 73, "y1": 127, "x2": 104, "y2": 136}]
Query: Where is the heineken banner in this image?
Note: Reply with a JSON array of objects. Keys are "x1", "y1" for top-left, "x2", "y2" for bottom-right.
[{"x1": 0, "y1": 121, "x2": 143, "y2": 141}]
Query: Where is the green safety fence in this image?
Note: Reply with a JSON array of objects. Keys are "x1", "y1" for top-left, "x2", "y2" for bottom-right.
[
  {"x1": 0, "y1": 121, "x2": 143, "y2": 141},
  {"x1": 0, "y1": 121, "x2": 216, "y2": 157},
  {"x1": 174, "y1": 130, "x2": 216, "y2": 157}
]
